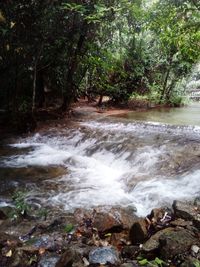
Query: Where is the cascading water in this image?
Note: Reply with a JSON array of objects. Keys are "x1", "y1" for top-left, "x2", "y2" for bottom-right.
[{"x1": 1, "y1": 117, "x2": 200, "y2": 216}]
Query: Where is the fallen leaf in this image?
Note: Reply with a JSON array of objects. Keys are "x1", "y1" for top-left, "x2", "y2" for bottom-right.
[
  {"x1": 5, "y1": 250, "x2": 12, "y2": 257},
  {"x1": 39, "y1": 247, "x2": 46, "y2": 255}
]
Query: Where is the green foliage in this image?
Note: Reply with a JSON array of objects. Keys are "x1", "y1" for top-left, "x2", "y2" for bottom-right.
[
  {"x1": 64, "y1": 223, "x2": 74, "y2": 233},
  {"x1": 11, "y1": 190, "x2": 30, "y2": 219},
  {"x1": 0, "y1": 0, "x2": 199, "y2": 114},
  {"x1": 194, "y1": 260, "x2": 200, "y2": 267},
  {"x1": 138, "y1": 256, "x2": 165, "y2": 267},
  {"x1": 36, "y1": 208, "x2": 48, "y2": 221}
]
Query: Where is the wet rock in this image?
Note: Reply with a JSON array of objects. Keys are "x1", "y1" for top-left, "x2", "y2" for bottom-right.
[
  {"x1": 180, "y1": 257, "x2": 200, "y2": 267},
  {"x1": 0, "y1": 209, "x2": 8, "y2": 220},
  {"x1": 9, "y1": 248, "x2": 26, "y2": 267},
  {"x1": 120, "y1": 263, "x2": 139, "y2": 267},
  {"x1": 38, "y1": 255, "x2": 60, "y2": 267},
  {"x1": 55, "y1": 244, "x2": 89, "y2": 267},
  {"x1": 74, "y1": 206, "x2": 137, "y2": 237},
  {"x1": 121, "y1": 245, "x2": 140, "y2": 259},
  {"x1": 129, "y1": 219, "x2": 148, "y2": 245},
  {"x1": 93, "y1": 207, "x2": 137, "y2": 234},
  {"x1": 89, "y1": 246, "x2": 120, "y2": 265},
  {"x1": 148, "y1": 207, "x2": 173, "y2": 230},
  {"x1": 173, "y1": 200, "x2": 200, "y2": 230},
  {"x1": 170, "y1": 219, "x2": 192, "y2": 228},
  {"x1": 142, "y1": 227, "x2": 174, "y2": 252},
  {"x1": 194, "y1": 197, "x2": 200, "y2": 206},
  {"x1": 109, "y1": 232, "x2": 130, "y2": 248},
  {"x1": 0, "y1": 232, "x2": 20, "y2": 250},
  {"x1": 9, "y1": 246, "x2": 39, "y2": 267},
  {"x1": 159, "y1": 229, "x2": 198, "y2": 260}
]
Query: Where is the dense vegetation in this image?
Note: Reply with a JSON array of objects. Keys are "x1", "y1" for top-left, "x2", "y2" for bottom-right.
[{"x1": 0, "y1": 0, "x2": 199, "y2": 129}]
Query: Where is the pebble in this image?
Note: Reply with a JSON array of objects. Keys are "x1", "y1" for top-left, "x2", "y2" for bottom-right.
[{"x1": 191, "y1": 245, "x2": 200, "y2": 254}]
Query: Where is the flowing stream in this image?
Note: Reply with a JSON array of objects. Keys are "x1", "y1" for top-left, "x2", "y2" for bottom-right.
[{"x1": 1, "y1": 103, "x2": 200, "y2": 216}]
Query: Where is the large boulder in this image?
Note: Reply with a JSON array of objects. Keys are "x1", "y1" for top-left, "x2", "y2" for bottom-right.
[
  {"x1": 142, "y1": 227, "x2": 174, "y2": 253},
  {"x1": 74, "y1": 206, "x2": 137, "y2": 234},
  {"x1": 173, "y1": 200, "x2": 200, "y2": 230},
  {"x1": 159, "y1": 228, "x2": 198, "y2": 260}
]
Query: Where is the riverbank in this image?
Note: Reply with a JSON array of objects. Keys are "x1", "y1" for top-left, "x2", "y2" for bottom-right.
[
  {"x1": 0, "y1": 199, "x2": 199, "y2": 267},
  {"x1": 0, "y1": 98, "x2": 171, "y2": 137}
]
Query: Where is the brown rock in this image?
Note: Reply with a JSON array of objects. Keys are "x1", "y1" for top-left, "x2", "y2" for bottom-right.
[
  {"x1": 93, "y1": 207, "x2": 137, "y2": 233},
  {"x1": 170, "y1": 219, "x2": 192, "y2": 228},
  {"x1": 129, "y1": 219, "x2": 148, "y2": 245},
  {"x1": 74, "y1": 207, "x2": 137, "y2": 235},
  {"x1": 159, "y1": 228, "x2": 198, "y2": 260},
  {"x1": 55, "y1": 248, "x2": 81, "y2": 267}
]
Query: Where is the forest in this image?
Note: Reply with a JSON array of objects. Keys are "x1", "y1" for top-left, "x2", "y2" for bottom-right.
[
  {"x1": 1, "y1": 1, "x2": 200, "y2": 267},
  {"x1": 0, "y1": 0, "x2": 199, "y2": 129}
]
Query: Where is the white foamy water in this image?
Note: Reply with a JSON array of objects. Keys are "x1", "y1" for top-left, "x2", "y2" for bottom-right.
[{"x1": 2, "y1": 120, "x2": 200, "y2": 216}]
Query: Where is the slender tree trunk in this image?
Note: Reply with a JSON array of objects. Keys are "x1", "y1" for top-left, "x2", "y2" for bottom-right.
[
  {"x1": 13, "y1": 55, "x2": 19, "y2": 113},
  {"x1": 159, "y1": 57, "x2": 173, "y2": 103},
  {"x1": 98, "y1": 94, "x2": 103, "y2": 106},
  {"x1": 32, "y1": 61, "x2": 37, "y2": 114},
  {"x1": 32, "y1": 44, "x2": 43, "y2": 113},
  {"x1": 37, "y1": 70, "x2": 45, "y2": 108}
]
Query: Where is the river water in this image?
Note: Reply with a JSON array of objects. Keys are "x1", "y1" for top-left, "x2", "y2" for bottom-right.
[{"x1": 0, "y1": 103, "x2": 200, "y2": 216}]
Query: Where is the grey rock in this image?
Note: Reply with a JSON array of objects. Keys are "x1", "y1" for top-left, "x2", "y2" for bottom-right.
[
  {"x1": 38, "y1": 256, "x2": 60, "y2": 267},
  {"x1": 121, "y1": 245, "x2": 139, "y2": 259},
  {"x1": 173, "y1": 200, "x2": 200, "y2": 230},
  {"x1": 120, "y1": 263, "x2": 139, "y2": 267},
  {"x1": 159, "y1": 228, "x2": 198, "y2": 260},
  {"x1": 89, "y1": 246, "x2": 120, "y2": 265},
  {"x1": 142, "y1": 227, "x2": 174, "y2": 252}
]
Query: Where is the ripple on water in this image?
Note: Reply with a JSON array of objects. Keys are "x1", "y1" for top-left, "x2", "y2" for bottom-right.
[{"x1": 0, "y1": 119, "x2": 200, "y2": 216}]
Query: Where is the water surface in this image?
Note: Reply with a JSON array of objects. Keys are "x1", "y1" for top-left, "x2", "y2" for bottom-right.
[{"x1": 0, "y1": 105, "x2": 200, "y2": 216}]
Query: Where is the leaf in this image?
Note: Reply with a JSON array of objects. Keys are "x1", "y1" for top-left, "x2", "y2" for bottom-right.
[
  {"x1": 194, "y1": 260, "x2": 200, "y2": 267},
  {"x1": 0, "y1": 10, "x2": 6, "y2": 22},
  {"x1": 39, "y1": 247, "x2": 46, "y2": 255},
  {"x1": 104, "y1": 233, "x2": 112, "y2": 237},
  {"x1": 5, "y1": 250, "x2": 12, "y2": 257},
  {"x1": 139, "y1": 259, "x2": 149, "y2": 265},
  {"x1": 154, "y1": 257, "x2": 164, "y2": 266},
  {"x1": 10, "y1": 21, "x2": 15, "y2": 28},
  {"x1": 64, "y1": 223, "x2": 74, "y2": 233}
]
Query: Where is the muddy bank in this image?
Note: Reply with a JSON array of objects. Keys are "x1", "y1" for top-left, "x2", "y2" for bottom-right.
[{"x1": 0, "y1": 199, "x2": 199, "y2": 267}]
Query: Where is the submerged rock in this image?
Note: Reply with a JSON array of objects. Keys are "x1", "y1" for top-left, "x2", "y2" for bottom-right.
[{"x1": 89, "y1": 246, "x2": 120, "y2": 265}]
